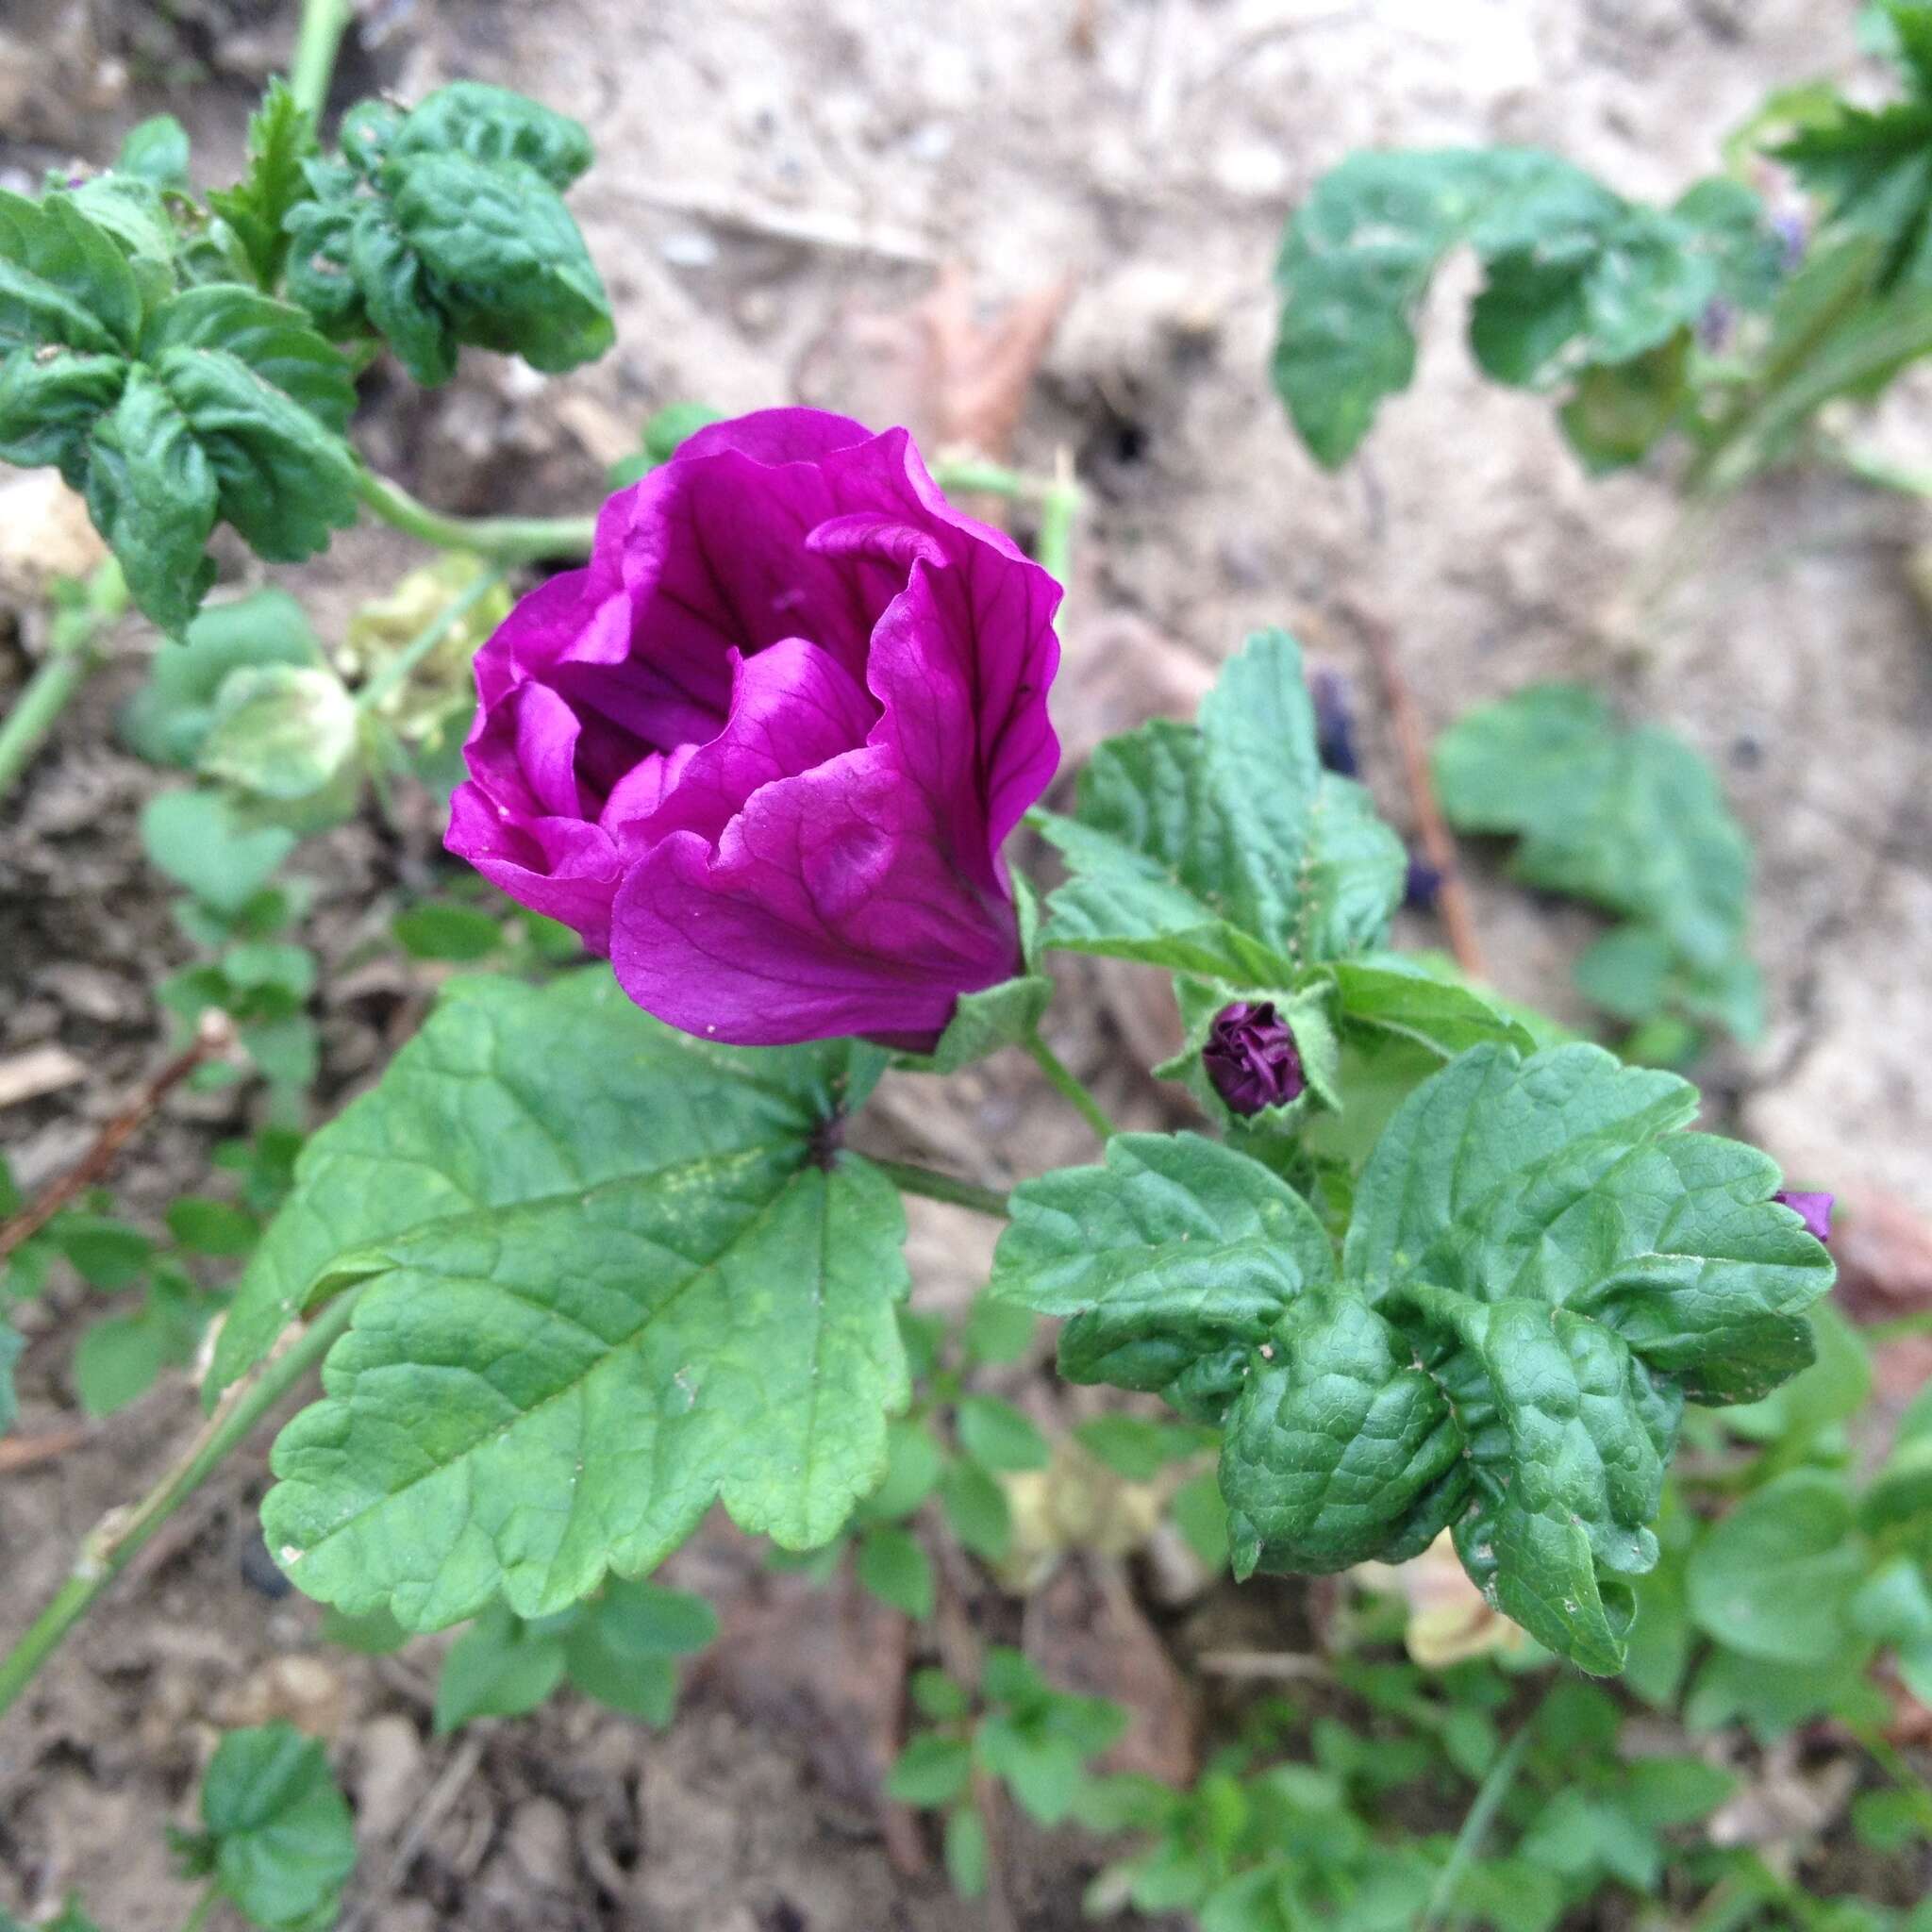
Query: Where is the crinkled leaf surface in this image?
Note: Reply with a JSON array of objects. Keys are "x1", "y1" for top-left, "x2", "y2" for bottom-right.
[
  {"x1": 1433, "y1": 684, "x2": 1761, "y2": 1041},
  {"x1": 1034, "y1": 630, "x2": 1405, "y2": 982},
  {"x1": 1273, "y1": 147, "x2": 1779, "y2": 466},
  {"x1": 0, "y1": 189, "x2": 357, "y2": 631},
  {"x1": 247, "y1": 974, "x2": 904, "y2": 1629},
  {"x1": 282, "y1": 81, "x2": 611, "y2": 384},
  {"x1": 991, "y1": 1041, "x2": 1832, "y2": 1674}
]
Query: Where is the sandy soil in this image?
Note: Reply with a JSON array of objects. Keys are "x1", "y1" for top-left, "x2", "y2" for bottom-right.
[{"x1": 2, "y1": 1, "x2": 1927, "y2": 1926}]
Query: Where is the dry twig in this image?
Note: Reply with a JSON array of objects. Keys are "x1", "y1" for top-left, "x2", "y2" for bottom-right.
[
  {"x1": 1336, "y1": 598, "x2": 1488, "y2": 981},
  {"x1": 0, "y1": 1010, "x2": 236, "y2": 1261}
]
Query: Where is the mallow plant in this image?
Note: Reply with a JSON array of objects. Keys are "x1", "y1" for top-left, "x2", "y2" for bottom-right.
[{"x1": 0, "y1": 7, "x2": 1859, "y2": 1912}]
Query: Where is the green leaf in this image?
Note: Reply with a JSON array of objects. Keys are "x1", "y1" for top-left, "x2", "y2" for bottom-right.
[
  {"x1": 199, "y1": 1723, "x2": 356, "y2": 1932},
  {"x1": 961, "y1": 1294, "x2": 1036, "y2": 1367},
  {"x1": 857, "y1": 1418, "x2": 944, "y2": 1523},
  {"x1": 978, "y1": 1716, "x2": 1090, "y2": 1824},
  {"x1": 142, "y1": 287, "x2": 357, "y2": 434},
  {"x1": 116, "y1": 115, "x2": 192, "y2": 189},
  {"x1": 955, "y1": 1395, "x2": 1050, "y2": 1473},
  {"x1": 939, "y1": 1458, "x2": 1011, "y2": 1562},
  {"x1": 258, "y1": 986, "x2": 902, "y2": 1630},
  {"x1": 1434, "y1": 685, "x2": 1761, "y2": 1041},
  {"x1": 392, "y1": 903, "x2": 505, "y2": 962},
  {"x1": 990, "y1": 1130, "x2": 1337, "y2": 1423},
  {"x1": 0, "y1": 189, "x2": 142, "y2": 355},
  {"x1": 197, "y1": 665, "x2": 358, "y2": 803},
  {"x1": 0, "y1": 347, "x2": 127, "y2": 474},
  {"x1": 1272, "y1": 148, "x2": 1766, "y2": 465},
  {"x1": 208, "y1": 79, "x2": 318, "y2": 289},
  {"x1": 74, "y1": 1310, "x2": 174, "y2": 1416},
  {"x1": 78, "y1": 365, "x2": 217, "y2": 633},
  {"x1": 1171, "y1": 1469, "x2": 1231, "y2": 1572},
  {"x1": 141, "y1": 788, "x2": 296, "y2": 913},
  {"x1": 265, "y1": 1154, "x2": 907, "y2": 1630},
  {"x1": 1073, "y1": 1414, "x2": 1184, "y2": 1481},
  {"x1": 563, "y1": 1578, "x2": 715, "y2": 1722},
  {"x1": 1720, "y1": 1299, "x2": 1871, "y2": 1445},
  {"x1": 1035, "y1": 630, "x2": 1405, "y2": 982},
  {"x1": 167, "y1": 1196, "x2": 259, "y2": 1257},
  {"x1": 434, "y1": 1599, "x2": 568, "y2": 1731},
  {"x1": 1326, "y1": 957, "x2": 1536, "y2": 1059},
  {"x1": 857, "y1": 1524, "x2": 935, "y2": 1618},
  {"x1": 389, "y1": 83, "x2": 594, "y2": 189},
  {"x1": 911, "y1": 1669, "x2": 971, "y2": 1722},
  {"x1": 281, "y1": 83, "x2": 611, "y2": 383},
  {"x1": 120, "y1": 589, "x2": 325, "y2": 769},
  {"x1": 886, "y1": 1732, "x2": 974, "y2": 1807},
  {"x1": 53, "y1": 1215, "x2": 155, "y2": 1288},
  {"x1": 1686, "y1": 1471, "x2": 1868, "y2": 1664},
  {"x1": 213, "y1": 972, "x2": 881, "y2": 1388},
  {"x1": 996, "y1": 1039, "x2": 1832, "y2": 1674}
]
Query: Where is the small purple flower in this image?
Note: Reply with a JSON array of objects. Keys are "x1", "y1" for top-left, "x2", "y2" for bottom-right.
[
  {"x1": 1774, "y1": 1190, "x2": 1834, "y2": 1244},
  {"x1": 1773, "y1": 211, "x2": 1807, "y2": 272},
  {"x1": 448, "y1": 408, "x2": 1061, "y2": 1050},
  {"x1": 1203, "y1": 1001, "x2": 1306, "y2": 1116}
]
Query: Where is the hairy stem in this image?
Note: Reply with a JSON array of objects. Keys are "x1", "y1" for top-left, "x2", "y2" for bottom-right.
[
  {"x1": 356, "y1": 469, "x2": 596, "y2": 566},
  {"x1": 1417, "y1": 1701, "x2": 1539, "y2": 1932},
  {"x1": 867, "y1": 1158, "x2": 1010, "y2": 1220},
  {"x1": 355, "y1": 565, "x2": 508, "y2": 715},
  {"x1": 0, "y1": 1293, "x2": 358, "y2": 1724},
  {"x1": 1022, "y1": 1026, "x2": 1116, "y2": 1143}
]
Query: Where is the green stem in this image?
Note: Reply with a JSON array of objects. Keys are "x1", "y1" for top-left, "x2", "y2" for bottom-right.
[
  {"x1": 180, "y1": 1882, "x2": 221, "y2": 1932},
  {"x1": 1836, "y1": 441, "x2": 1932, "y2": 500},
  {"x1": 1022, "y1": 1026, "x2": 1115, "y2": 1144},
  {"x1": 1417, "y1": 1700, "x2": 1539, "y2": 1932},
  {"x1": 1033, "y1": 455, "x2": 1080, "y2": 587},
  {"x1": 867, "y1": 1158, "x2": 1010, "y2": 1220},
  {"x1": 355, "y1": 564, "x2": 508, "y2": 714},
  {"x1": 0, "y1": 1293, "x2": 358, "y2": 1724},
  {"x1": 1865, "y1": 1307, "x2": 1932, "y2": 1346},
  {"x1": 0, "y1": 644, "x2": 97, "y2": 799},
  {"x1": 289, "y1": 0, "x2": 355, "y2": 121},
  {"x1": 356, "y1": 469, "x2": 596, "y2": 566},
  {"x1": 925, "y1": 454, "x2": 1082, "y2": 585}
]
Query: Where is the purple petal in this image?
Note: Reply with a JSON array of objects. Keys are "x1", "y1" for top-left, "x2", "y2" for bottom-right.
[{"x1": 1774, "y1": 1189, "x2": 1834, "y2": 1245}]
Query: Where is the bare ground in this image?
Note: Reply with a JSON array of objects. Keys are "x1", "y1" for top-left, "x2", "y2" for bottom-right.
[{"x1": 2, "y1": 1, "x2": 1928, "y2": 1926}]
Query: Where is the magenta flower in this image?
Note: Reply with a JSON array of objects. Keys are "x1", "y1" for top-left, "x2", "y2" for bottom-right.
[
  {"x1": 1774, "y1": 1190, "x2": 1834, "y2": 1244},
  {"x1": 447, "y1": 408, "x2": 1061, "y2": 1049},
  {"x1": 1203, "y1": 1001, "x2": 1306, "y2": 1115}
]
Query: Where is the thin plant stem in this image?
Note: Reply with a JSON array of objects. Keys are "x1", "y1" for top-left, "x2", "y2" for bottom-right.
[
  {"x1": 1033, "y1": 450, "x2": 1080, "y2": 587},
  {"x1": 356, "y1": 469, "x2": 596, "y2": 566},
  {"x1": 355, "y1": 565, "x2": 508, "y2": 715},
  {"x1": 0, "y1": 1292, "x2": 358, "y2": 1724},
  {"x1": 1865, "y1": 1307, "x2": 1932, "y2": 1345},
  {"x1": 867, "y1": 1158, "x2": 1009, "y2": 1220},
  {"x1": 0, "y1": 645, "x2": 96, "y2": 800},
  {"x1": 927, "y1": 457, "x2": 1061, "y2": 502},
  {"x1": 1022, "y1": 1025, "x2": 1115, "y2": 1143},
  {"x1": 289, "y1": 0, "x2": 355, "y2": 121},
  {"x1": 0, "y1": 559, "x2": 128, "y2": 805},
  {"x1": 179, "y1": 1882, "x2": 221, "y2": 1932},
  {"x1": 1416, "y1": 1696, "x2": 1541, "y2": 1932}
]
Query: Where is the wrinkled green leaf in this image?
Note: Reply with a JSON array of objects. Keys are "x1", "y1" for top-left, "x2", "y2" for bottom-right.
[
  {"x1": 1036, "y1": 630, "x2": 1405, "y2": 982},
  {"x1": 994, "y1": 1041, "x2": 1831, "y2": 1674}
]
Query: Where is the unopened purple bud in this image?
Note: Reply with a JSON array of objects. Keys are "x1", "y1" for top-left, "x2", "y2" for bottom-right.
[
  {"x1": 1404, "y1": 851, "x2": 1443, "y2": 911},
  {"x1": 1773, "y1": 211, "x2": 1807, "y2": 272},
  {"x1": 1774, "y1": 1190, "x2": 1833, "y2": 1244},
  {"x1": 1203, "y1": 1001, "x2": 1306, "y2": 1116},
  {"x1": 1309, "y1": 669, "x2": 1359, "y2": 778}
]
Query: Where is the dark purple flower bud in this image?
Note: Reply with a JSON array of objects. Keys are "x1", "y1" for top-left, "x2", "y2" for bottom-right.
[
  {"x1": 1404, "y1": 850, "x2": 1442, "y2": 911},
  {"x1": 1309, "y1": 669, "x2": 1359, "y2": 777},
  {"x1": 1203, "y1": 1001, "x2": 1306, "y2": 1116},
  {"x1": 1774, "y1": 1190, "x2": 1833, "y2": 1244}
]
